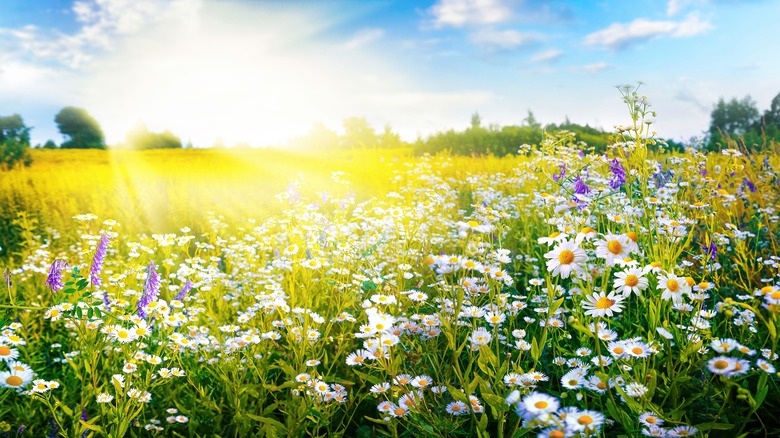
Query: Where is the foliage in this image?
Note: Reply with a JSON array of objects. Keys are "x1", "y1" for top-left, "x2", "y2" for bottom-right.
[
  {"x1": 121, "y1": 124, "x2": 182, "y2": 150},
  {"x1": 707, "y1": 92, "x2": 780, "y2": 151},
  {"x1": 55, "y1": 107, "x2": 106, "y2": 150},
  {"x1": 0, "y1": 114, "x2": 33, "y2": 170}
]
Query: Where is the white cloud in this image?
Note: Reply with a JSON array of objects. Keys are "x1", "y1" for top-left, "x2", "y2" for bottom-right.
[
  {"x1": 469, "y1": 28, "x2": 542, "y2": 50},
  {"x1": 427, "y1": 0, "x2": 513, "y2": 28},
  {"x1": 584, "y1": 13, "x2": 712, "y2": 50},
  {"x1": 0, "y1": 0, "x2": 200, "y2": 68},
  {"x1": 343, "y1": 28, "x2": 385, "y2": 50},
  {"x1": 530, "y1": 48, "x2": 563, "y2": 63},
  {"x1": 571, "y1": 62, "x2": 611, "y2": 73}
]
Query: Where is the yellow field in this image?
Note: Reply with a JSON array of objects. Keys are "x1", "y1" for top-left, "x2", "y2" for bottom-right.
[{"x1": 0, "y1": 148, "x2": 412, "y2": 256}]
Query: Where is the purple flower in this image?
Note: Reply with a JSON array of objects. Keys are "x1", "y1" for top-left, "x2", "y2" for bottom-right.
[
  {"x1": 698, "y1": 162, "x2": 708, "y2": 176},
  {"x1": 102, "y1": 291, "x2": 111, "y2": 313},
  {"x1": 137, "y1": 261, "x2": 160, "y2": 319},
  {"x1": 703, "y1": 241, "x2": 717, "y2": 261},
  {"x1": 89, "y1": 233, "x2": 111, "y2": 287},
  {"x1": 175, "y1": 279, "x2": 193, "y2": 302},
  {"x1": 573, "y1": 176, "x2": 591, "y2": 195},
  {"x1": 552, "y1": 162, "x2": 567, "y2": 182},
  {"x1": 608, "y1": 159, "x2": 627, "y2": 190},
  {"x1": 44, "y1": 260, "x2": 69, "y2": 293},
  {"x1": 743, "y1": 178, "x2": 756, "y2": 193}
]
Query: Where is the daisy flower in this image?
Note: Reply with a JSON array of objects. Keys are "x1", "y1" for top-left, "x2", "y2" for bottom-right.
[
  {"x1": 756, "y1": 359, "x2": 776, "y2": 374},
  {"x1": 582, "y1": 291, "x2": 625, "y2": 318},
  {"x1": 595, "y1": 233, "x2": 632, "y2": 266},
  {"x1": 522, "y1": 392, "x2": 559, "y2": 416},
  {"x1": 410, "y1": 375, "x2": 433, "y2": 388},
  {"x1": 657, "y1": 273, "x2": 690, "y2": 303},
  {"x1": 446, "y1": 401, "x2": 469, "y2": 415},
  {"x1": 0, "y1": 366, "x2": 33, "y2": 389},
  {"x1": 0, "y1": 343, "x2": 19, "y2": 362},
  {"x1": 613, "y1": 268, "x2": 649, "y2": 296},
  {"x1": 96, "y1": 393, "x2": 114, "y2": 403},
  {"x1": 544, "y1": 240, "x2": 587, "y2": 279},
  {"x1": 566, "y1": 410, "x2": 605, "y2": 432},
  {"x1": 639, "y1": 412, "x2": 664, "y2": 428}
]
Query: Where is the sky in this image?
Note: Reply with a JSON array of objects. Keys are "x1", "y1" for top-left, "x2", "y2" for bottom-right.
[{"x1": 1, "y1": 0, "x2": 778, "y2": 147}]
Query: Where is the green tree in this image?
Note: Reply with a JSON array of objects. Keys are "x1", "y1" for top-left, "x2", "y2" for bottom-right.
[
  {"x1": 708, "y1": 96, "x2": 760, "y2": 149},
  {"x1": 0, "y1": 114, "x2": 33, "y2": 170},
  {"x1": 55, "y1": 106, "x2": 105, "y2": 149},
  {"x1": 470, "y1": 112, "x2": 482, "y2": 130},
  {"x1": 341, "y1": 117, "x2": 376, "y2": 149},
  {"x1": 42, "y1": 140, "x2": 58, "y2": 149},
  {"x1": 124, "y1": 124, "x2": 182, "y2": 149}
]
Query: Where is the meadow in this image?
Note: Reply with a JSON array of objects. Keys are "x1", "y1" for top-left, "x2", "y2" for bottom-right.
[{"x1": 0, "y1": 97, "x2": 779, "y2": 437}]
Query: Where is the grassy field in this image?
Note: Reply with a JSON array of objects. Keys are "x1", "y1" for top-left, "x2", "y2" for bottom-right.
[{"x1": 0, "y1": 129, "x2": 779, "y2": 437}]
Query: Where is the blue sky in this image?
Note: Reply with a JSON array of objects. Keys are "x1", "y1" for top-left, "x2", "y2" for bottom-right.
[{"x1": 1, "y1": 0, "x2": 778, "y2": 147}]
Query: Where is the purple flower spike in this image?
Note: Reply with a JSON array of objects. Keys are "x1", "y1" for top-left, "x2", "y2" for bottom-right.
[
  {"x1": 175, "y1": 279, "x2": 193, "y2": 302},
  {"x1": 552, "y1": 162, "x2": 567, "y2": 182},
  {"x1": 45, "y1": 260, "x2": 69, "y2": 293},
  {"x1": 137, "y1": 261, "x2": 160, "y2": 319},
  {"x1": 573, "y1": 176, "x2": 591, "y2": 195},
  {"x1": 89, "y1": 233, "x2": 111, "y2": 287},
  {"x1": 608, "y1": 158, "x2": 627, "y2": 190},
  {"x1": 703, "y1": 241, "x2": 717, "y2": 261}
]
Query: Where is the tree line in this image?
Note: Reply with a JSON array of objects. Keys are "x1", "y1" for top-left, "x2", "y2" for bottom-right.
[
  {"x1": 2, "y1": 92, "x2": 779, "y2": 170},
  {"x1": 706, "y1": 92, "x2": 780, "y2": 151}
]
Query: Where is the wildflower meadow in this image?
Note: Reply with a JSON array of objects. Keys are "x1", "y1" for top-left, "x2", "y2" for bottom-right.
[{"x1": 1, "y1": 87, "x2": 779, "y2": 438}]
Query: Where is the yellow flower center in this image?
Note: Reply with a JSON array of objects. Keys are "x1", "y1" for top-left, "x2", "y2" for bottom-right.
[
  {"x1": 646, "y1": 417, "x2": 657, "y2": 424},
  {"x1": 558, "y1": 249, "x2": 575, "y2": 265},
  {"x1": 534, "y1": 401, "x2": 548, "y2": 409},
  {"x1": 698, "y1": 282, "x2": 710, "y2": 289},
  {"x1": 625, "y1": 274, "x2": 639, "y2": 287},
  {"x1": 626, "y1": 231, "x2": 638, "y2": 242},
  {"x1": 468, "y1": 220, "x2": 479, "y2": 228},
  {"x1": 607, "y1": 240, "x2": 623, "y2": 254},
  {"x1": 713, "y1": 359, "x2": 729, "y2": 370},
  {"x1": 393, "y1": 408, "x2": 406, "y2": 416},
  {"x1": 613, "y1": 347, "x2": 624, "y2": 354},
  {"x1": 595, "y1": 297, "x2": 615, "y2": 309},
  {"x1": 597, "y1": 382, "x2": 607, "y2": 390},
  {"x1": 632, "y1": 347, "x2": 643, "y2": 355},
  {"x1": 550, "y1": 432, "x2": 565, "y2": 438},
  {"x1": 667, "y1": 279, "x2": 679, "y2": 292},
  {"x1": 578, "y1": 415, "x2": 594, "y2": 425},
  {"x1": 771, "y1": 291, "x2": 780, "y2": 300},
  {"x1": 5, "y1": 376, "x2": 23, "y2": 387},
  {"x1": 0, "y1": 346, "x2": 10, "y2": 356},
  {"x1": 118, "y1": 331, "x2": 128, "y2": 339}
]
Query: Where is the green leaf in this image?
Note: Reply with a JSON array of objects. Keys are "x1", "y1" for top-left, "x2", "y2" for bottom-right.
[
  {"x1": 79, "y1": 420, "x2": 103, "y2": 432},
  {"x1": 63, "y1": 288, "x2": 75, "y2": 294},
  {"x1": 696, "y1": 422, "x2": 735, "y2": 431},
  {"x1": 361, "y1": 280, "x2": 377, "y2": 292}
]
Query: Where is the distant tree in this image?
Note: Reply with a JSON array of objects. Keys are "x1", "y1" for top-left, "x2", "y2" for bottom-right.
[
  {"x1": 708, "y1": 96, "x2": 760, "y2": 149},
  {"x1": 759, "y1": 92, "x2": 780, "y2": 142},
  {"x1": 378, "y1": 125, "x2": 402, "y2": 149},
  {"x1": 124, "y1": 124, "x2": 182, "y2": 150},
  {"x1": 342, "y1": 117, "x2": 376, "y2": 149},
  {"x1": 42, "y1": 140, "x2": 58, "y2": 149},
  {"x1": 764, "y1": 92, "x2": 780, "y2": 127},
  {"x1": 470, "y1": 112, "x2": 482, "y2": 130},
  {"x1": 55, "y1": 107, "x2": 105, "y2": 149},
  {"x1": 0, "y1": 114, "x2": 33, "y2": 170},
  {"x1": 523, "y1": 110, "x2": 540, "y2": 128}
]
